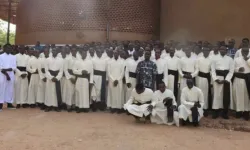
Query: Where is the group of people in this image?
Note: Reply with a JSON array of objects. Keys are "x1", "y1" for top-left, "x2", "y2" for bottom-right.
[{"x1": 0, "y1": 38, "x2": 250, "y2": 127}]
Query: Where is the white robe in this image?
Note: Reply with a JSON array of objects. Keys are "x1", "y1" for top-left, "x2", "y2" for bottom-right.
[
  {"x1": 15, "y1": 53, "x2": 29, "y2": 104},
  {"x1": 175, "y1": 49, "x2": 185, "y2": 58},
  {"x1": 107, "y1": 57, "x2": 125, "y2": 109},
  {"x1": 36, "y1": 56, "x2": 47, "y2": 104},
  {"x1": 234, "y1": 48, "x2": 250, "y2": 58},
  {"x1": 125, "y1": 58, "x2": 140, "y2": 102},
  {"x1": 211, "y1": 55, "x2": 234, "y2": 109},
  {"x1": 191, "y1": 52, "x2": 203, "y2": 60},
  {"x1": 73, "y1": 59, "x2": 93, "y2": 108},
  {"x1": 62, "y1": 55, "x2": 77, "y2": 106},
  {"x1": 163, "y1": 56, "x2": 179, "y2": 92},
  {"x1": 27, "y1": 56, "x2": 40, "y2": 104},
  {"x1": 178, "y1": 86, "x2": 204, "y2": 122},
  {"x1": 124, "y1": 88, "x2": 154, "y2": 117},
  {"x1": 196, "y1": 56, "x2": 212, "y2": 109},
  {"x1": 92, "y1": 56, "x2": 108, "y2": 102},
  {"x1": 45, "y1": 56, "x2": 64, "y2": 107},
  {"x1": 233, "y1": 57, "x2": 250, "y2": 111},
  {"x1": 151, "y1": 89, "x2": 179, "y2": 126},
  {"x1": 161, "y1": 50, "x2": 169, "y2": 59},
  {"x1": 0, "y1": 53, "x2": 16, "y2": 104}
]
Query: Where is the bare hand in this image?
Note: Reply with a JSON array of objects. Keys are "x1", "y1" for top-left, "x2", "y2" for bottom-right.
[
  {"x1": 113, "y1": 80, "x2": 118, "y2": 87},
  {"x1": 224, "y1": 80, "x2": 229, "y2": 84},
  {"x1": 239, "y1": 67, "x2": 245, "y2": 73},
  {"x1": 52, "y1": 77, "x2": 57, "y2": 82},
  {"x1": 70, "y1": 78, "x2": 76, "y2": 84},
  {"x1": 21, "y1": 74, "x2": 27, "y2": 79},
  {"x1": 6, "y1": 74, "x2": 11, "y2": 81},
  {"x1": 42, "y1": 78, "x2": 47, "y2": 82},
  {"x1": 147, "y1": 105, "x2": 153, "y2": 112},
  {"x1": 126, "y1": 83, "x2": 132, "y2": 88},
  {"x1": 82, "y1": 70, "x2": 88, "y2": 75}
]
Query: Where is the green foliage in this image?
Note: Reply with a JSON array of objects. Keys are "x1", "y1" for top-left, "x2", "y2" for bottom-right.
[{"x1": 0, "y1": 20, "x2": 16, "y2": 46}]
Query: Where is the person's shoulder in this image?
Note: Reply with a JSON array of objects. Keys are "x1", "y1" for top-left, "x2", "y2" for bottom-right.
[
  {"x1": 145, "y1": 88, "x2": 154, "y2": 94},
  {"x1": 165, "y1": 89, "x2": 174, "y2": 94},
  {"x1": 194, "y1": 86, "x2": 202, "y2": 92}
]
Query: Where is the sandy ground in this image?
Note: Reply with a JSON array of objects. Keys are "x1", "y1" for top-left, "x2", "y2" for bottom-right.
[{"x1": 1, "y1": 108, "x2": 250, "y2": 150}]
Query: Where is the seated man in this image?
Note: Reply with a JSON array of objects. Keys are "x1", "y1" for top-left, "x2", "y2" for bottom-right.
[
  {"x1": 178, "y1": 79, "x2": 204, "y2": 126},
  {"x1": 149, "y1": 82, "x2": 179, "y2": 126},
  {"x1": 124, "y1": 83, "x2": 154, "y2": 123}
]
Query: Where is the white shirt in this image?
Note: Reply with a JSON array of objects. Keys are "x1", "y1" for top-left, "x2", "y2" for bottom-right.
[
  {"x1": 153, "y1": 58, "x2": 166, "y2": 74},
  {"x1": 125, "y1": 58, "x2": 140, "y2": 84},
  {"x1": 211, "y1": 55, "x2": 234, "y2": 82},
  {"x1": 92, "y1": 56, "x2": 108, "y2": 72},
  {"x1": 152, "y1": 89, "x2": 176, "y2": 108},
  {"x1": 165, "y1": 56, "x2": 179, "y2": 71},
  {"x1": 108, "y1": 57, "x2": 125, "y2": 81},
  {"x1": 181, "y1": 86, "x2": 204, "y2": 108},
  {"x1": 197, "y1": 56, "x2": 212, "y2": 73},
  {"x1": 73, "y1": 58, "x2": 94, "y2": 84},
  {"x1": 178, "y1": 56, "x2": 198, "y2": 78},
  {"x1": 45, "y1": 56, "x2": 64, "y2": 80},
  {"x1": 191, "y1": 52, "x2": 203, "y2": 60},
  {"x1": 234, "y1": 57, "x2": 250, "y2": 73},
  {"x1": 15, "y1": 53, "x2": 29, "y2": 76},
  {"x1": 175, "y1": 49, "x2": 185, "y2": 58},
  {"x1": 234, "y1": 48, "x2": 250, "y2": 58},
  {"x1": 27, "y1": 56, "x2": 40, "y2": 74},
  {"x1": 126, "y1": 88, "x2": 154, "y2": 104},
  {"x1": 0, "y1": 53, "x2": 16, "y2": 79},
  {"x1": 161, "y1": 50, "x2": 170, "y2": 59}
]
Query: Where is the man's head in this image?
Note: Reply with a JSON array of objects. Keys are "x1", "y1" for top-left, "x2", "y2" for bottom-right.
[
  {"x1": 71, "y1": 46, "x2": 77, "y2": 57},
  {"x1": 19, "y1": 45, "x2": 25, "y2": 54},
  {"x1": 135, "y1": 83, "x2": 145, "y2": 94},
  {"x1": 184, "y1": 46, "x2": 192, "y2": 57},
  {"x1": 186, "y1": 79, "x2": 194, "y2": 89},
  {"x1": 219, "y1": 45, "x2": 227, "y2": 56},
  {"x1": 193, "y1": 45, "x2": 201, "y2": 55},
  {"x1": 96, "y1": 48, "x2": 102, "y2": 58},
  {"x1": 89, "y1": 47, "x2": 95, "y2": 57},
  {"x1": 228, "y1": 39, "x2": 235, "y2": 48},
  {"x1": 113, "y1": 49, "x2": 119, "y2": 59},
  {"x1": 44, "y1": 47, "x2": 49, "y2": 58},
  {"x1": 158, "y1": 82, "x2": 166, "y2": 93},
  {"x1": 144, "y1": 49, "x2": 151, "y2": 60},
  {"x1": 36, "y1": 41, "x2": 40, "y2": 46},
  {"x1": 242, "y1": 47, "x2": 249, "y2": 59},
  {"x1": 169, "y1": 47, "x2": 175, "y2": 57},
  {"x1": 33, "y1": 50, "x2": 39, "y2": 58},
  {"x1": 52, "y1": 48, "x2": 58, "y2": 57},
  {"x1": 202, "y1": 47, "x2": 210, "y2": 58},
  {"x1": 242, "y1": 38, "x2": 249, "y2": 48},
  {"x1": 81, "y1": 50, "x2": 87, "y2": 60},
  {"x1": 155, "y1": 48, "x2": 161, "y2": 59},
  {"x1": 65, "y1": 46, "x2": 70, "y2": 54},
  {"x1": 61, "y1": 47, "x2": 66, "y2": 58},
  {"x1": 128, "y1": 43, "x2": 134, "y2": 51},
  {"x1": 133, "y1": 51, "x2": 139, "y2": 60},
  {"x1": 138, "y1": 47, "x2": 144, "y2": 57}
]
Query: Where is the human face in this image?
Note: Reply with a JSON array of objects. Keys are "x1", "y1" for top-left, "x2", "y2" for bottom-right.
[
  {"x1": 71, "y1": 48, "x2": 77, "y2": 57},
  {"x1": 113, "y1": 50, "x2": 119, "y2": 59},
  {"x1": 219, "y1": 46, "x2": 227, "y2": 56},
  {"x1": 187, "y1": 79, "x2": 194, "y2": 89},
  {"x1": 203, "y1": 48, "x2": 210, "y2": 58},
  {"x1": 96, "y1": 49, "x2": 102, "y2": 58},
  {"x1": 81, "y1": 50, "x2": 87, "y2": 60},
  {"x1": 242, "y1": 47, "x2": 249, "y2": 59},
  {"x1": 184, "y1": 47, "x2": 192, "y2": 57},
  {"x1": 52, "y1": 49, "x2": 58, "y2": 57},
  {"x1": 89, "y1": 48, "x2": 95, "y2": 57},
  {"x1": 242, "y1": 40, "x2": 249, "y2": 48},
  {"x1": 133, "y1": 51, "x2": 139, "y2": 60},
  {"x1": 158, "y1": 83, "x2": 166, "y2": 93},
  {"x1": 169, "y1": 47, "x2": 175, "y2": 57},
  {"x1": 144, "y1": 50, "x2": 151, "y2": 60},
  {"x1": 155, "y1": 49, "x2": 161, "y2": 59}
]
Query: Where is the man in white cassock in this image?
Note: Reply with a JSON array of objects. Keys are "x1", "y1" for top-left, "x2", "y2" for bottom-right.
[
  {"x1": 27, "y1": 50, "x2": 40, "y2": 108},
  {"x1": 37, "y1": 47, "x2": 49, "y2": 110},
  {"x1": 91, "y1": 48, "x2": 108, "y2": 111},
  {"x1": 234, "y1": 38, "x2": 250, "y2": 58},
  {"x1": 179, "y1": 79, "x2": 204, "y2": 127},
  {"x1": 175, "y1": 43, "x2": 185, "y2": 58},
  {"x1": 211, "y1": 46, "x2": 234, "y2": 119},
  {"x1": 125, "y1": 51, "x2": 140, "y2": 103},
  {"x1": 152, "y1": 48, "x2": 166, "y2": 90},
  {"x1": 124, "y1": 83, "x2": 154, "y2": 123},
  {"x1": 191, "y1": 46, "x2": 203, "y2": 59},
  {"x1": 62, "y1": 46, "x2": 77, "y2": 112},
  {"x1": 163, "y1": 47, "x2": 179, "y2": 99},
  {"x1": 0, "y1": 44, "x2": 16, "y2": 111},
  {"x1": 73, "y1": 50, "x2": 94, "y2": 113},
  {"x1": 161, "y1": 45, "x2": 170, "y2": 59},
  {"x1": 44, "y1": 48, "x2": 64, "y2": 112},
  {"x1": 107, "y1": 48, "x2": 125, "y2": 113},
  {"x1": 233, "y1": 47, "x2": 250, "y2": 120},
  {"x1": 178, "y1": 46, "x2": 198, "y2": 102},
  {"x1": 15, "y1": 46, "x2": 30, "y2": 108},
  {"x1": 196, "y1": 47, "x2": 212, "y2": 117},
  {"x1": 150, "y1": 82, "x2": 179, "y2": 126}
]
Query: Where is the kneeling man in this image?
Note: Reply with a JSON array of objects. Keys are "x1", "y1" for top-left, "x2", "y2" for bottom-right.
[
  {"x1": 124, "y1": 83, "x2": 154, "y2": 122},
  {"x1": 178, "y1": 79, "x2": 204, "y2": 126}
]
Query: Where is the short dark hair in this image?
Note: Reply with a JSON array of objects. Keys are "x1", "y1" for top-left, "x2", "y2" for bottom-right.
[
  {"x1": 135, "y1": 83, "x2": 144, "y2": 91},
  {"x1": 242, "y1": 38, "x2": 249, "y2": 42}
]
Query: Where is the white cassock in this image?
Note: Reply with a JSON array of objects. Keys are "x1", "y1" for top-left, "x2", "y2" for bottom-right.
[
  {"x1": 36, "y1": 55, "x2": 47, "y2": 104},
  {"x1": 161, "y1": 50, "x2": 169, "y2": 59},
  {"x1": 15, "y1": 53, "x2": 29, "y2": 105},
  {"x1": 45, "y1": 56, "x2": 64, "y2": 107},
  {"x1": 125, "y1": 58, "x2": 140, "y2": 102},
  {"x1": 196, "y1": 56, "x2": 212, "y2": 110},
  {"x1": 27, "y1": 56, "x2": 40, "y2": 104},
  {"x1": 105, "y1": 57, "x2": 112, "y2": 107},
  {"x1": 191, "y1": 52, "x2": 203, "y2": 60},
  {"x1": 209, "y1": 51, "x2": 221, "y2": 62},
  {"x1": 107, "y1": 57, "x2": 125, "y2": 109},
  {"x1": 175, "y1": 49, "x2": 185, "y2": 58},
  {"x1": 73, "y1": 59, "x2": 93, "y2": 109},
  {"x1": 62, "y1": 55, "x2": 76, "y2": 106},
  {"x1": 153, "y1": 58, "x2": 166, "y2": 90},
  {"x1": 92, "y1": 56, "x2": 108, "y2": 103},
  {"x1": 234, "y1": 48, "x2": 250, "y2": 58},
  {"x1": 139, "y1": 55, "x2": 144, "y2": 61},
  {"x1": 151, "y1": 89, "x2": 179, "y2": 126},
  {"x1": 0, "y1": 53, "x2": 16, "y2": 104},
  {"x1": 178, "y1": 86, "x2": 204, "y2": 122},
  {"x1": 233, "y1": 57, "x2": 250, "y2": 112},
  {"x1": 178, "y1": 56, "x2": 198, "y2": 101},
  {"x1": 211, "y1": 55, "x2": 234, "y2": 110},
  {"x1": 124, "y1": 88, "x2": 154, "y2": 117},
  {"x1": 163, "y1": 56, "x2": 179, "y2": 99}
]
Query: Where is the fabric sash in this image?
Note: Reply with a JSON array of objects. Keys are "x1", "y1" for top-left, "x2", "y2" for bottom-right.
[
  {"x1": 132, "y1": 101, "x2": 151, "y2": 106},
  {"x1": 94, "y1": 70, "x2": 106, "y2": 103},
  {"x1": 49, "y1": 70, "x2": 62, "y2": 107},
  {"x1": 129, "y1": 72, "x2": 137, "y2": 78},
  {"x1": 168, "y1": 69, "x2": 179, "y2": 99},
  {"x1": 234, "y1": 72, "x2": 250, "y2": 99},
  {"x1": 156, "y1": 73, "x2": 163, "y2": 90},
  {"x1": 67, "y1": 69, "x2": 74, "y2": 75},
  {"x1": 75, "y1": 74, "x2": 90, "y2": 80},
  {"x1": 198, "y1": 71, "x2": 212, "y2": 109},
  {"x1": 182, "y1": 71, "x2": 196, "y2": 85},
  {"x1": 215, "y1": 70, "x2": 230, "y2": 110},
  {"x1": 17, "y1": 66, "x2": 26, "y2": 71}
]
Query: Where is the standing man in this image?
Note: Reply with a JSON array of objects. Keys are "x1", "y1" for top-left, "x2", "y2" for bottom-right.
[
  {"x1": 211, "y1": 46, "x2": 234, "y2": 119},
  {"x1": 196, "y1": 47, "x2": 212, "y2": 116},
  {"x1": 125, "y1": 51, "x2": 140, "y2": 102},
  {"x1": 153, "y1": 48, "x2": 166, "y2": 90},
  {"x1": 233, "y1": 47, "x2": 250, "y2": 120},
  {"x1": 235, "y1": 38, "x2": 250, "y2": 58},
  {"x1": 179, "y1": 79, "x2": 204, "y2": 127},
  {"x1": 136, "y1": 48, "x2": 157, "y2": 90},
  {"x1": 107, "y1": 49, "x2": 125, "y2": 113},
  {"x1": 27, "y1": 50, "x2": 40, "y2": 108},
  {"x1": 15, "y1": 46, "x2": 29, "y2": 108},
  {"x1": 44, "y1": 48, "x2": 64, "y2": 112},
  {"x1": 73, "y1": 50, "x2": 94, "y2": 113},
  {"x1": 0, "y1": 44, "x2": 16, "y2": 110}
]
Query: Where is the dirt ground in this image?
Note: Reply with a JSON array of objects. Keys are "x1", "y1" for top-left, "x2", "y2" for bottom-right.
[{"x1": 1, "y1": 108, "x2": 250, "y2": 150}]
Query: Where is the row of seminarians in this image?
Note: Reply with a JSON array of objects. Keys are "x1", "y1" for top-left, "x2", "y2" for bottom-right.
[{"x1": 1, "y1": 43, "x2": 250, "y2": 123}]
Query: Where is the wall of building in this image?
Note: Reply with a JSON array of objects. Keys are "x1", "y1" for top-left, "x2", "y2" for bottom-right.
[{"x1": 160, "y1": 0, "x2": 250, "y2": 44}]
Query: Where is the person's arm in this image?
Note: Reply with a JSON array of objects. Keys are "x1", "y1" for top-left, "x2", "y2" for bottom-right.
[
  {"x1": 178, "y1": 59, "x2": 184, "y2": 77},
  {"x1": 45, "y1": 59, "x2": 53, "y2": 80},
  {"x1": 73, "y1": 61, "x2": 82, "y2": 75},
  {"x1": 191, "y1": 59, "x2": 199, "y2": 78},
  {"x1": 225, "y1": 58, "x2": 235, "y2": 82},
  {"x1": 171, "y1": 91, "x2": 177, "y2": 106},
  {"x1": 89, "y1": 62, "x2": 94, "y2": 84},
  {"x1": 151, "y1": 92, "x2": 159, "y2": 107},
  {"x1": 181, "y1": 89, "x2": 195, "y2": 107},
  {"x1": 198, "y1": 89, "x2": 204, "y2": 108},
  {"x1": 26, "y1": 59, "x2": 36, "y2": 73},
  {"x1": 125, "y1": 64, "x2": 130, "y2": 84},
  {"x1": 124, "y1": 90, "x2": 135, "y2": 110},
  {"x1": 163, "y1": 62, "x2": 168, "y2": 86},
  {"x1": 211, "y1": 60, "x2": 218, "y2": 81},
  {"x1": 55, "y1": 59, "x2": 64, "y2": 80},
  {"x1": 108, "y1": 62, "x2": 115, "y2": 81},
  {"x1": 118, "y1": 63, "x2": 125, "y2": 81},
  {"x1": 38, "y1": 59, "x2": 45, "y2": 79},
  {"x1": 64, "y1": 59, "x2": 72, "y2": 80}
]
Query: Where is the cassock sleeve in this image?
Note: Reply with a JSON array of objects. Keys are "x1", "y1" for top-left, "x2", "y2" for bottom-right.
[
  {"x1": 198, "y1": 88, "x2": 204, "y2": 108},
  {"x1": 163, "y1": 62, "x2": 168, "y2": 86},
  {"x1": 181, "y1": 89, "x2": 195, "y2": 108},
  {"x1": 55, "y1": 59, "x2": 64, "y2": 80},
  {"x1": 118, "y1": 62, "x2": 125, "y2": 81},
  {"x1": 27, "y1": 59, "x2": 36, "y2": 73},
  {"x1": 89, "y1": 61, "x2": 94, "y2": 84},
  {"x1": 234, "y1": 50, "x2": 240, "y2": 58},
  {"x1": 151, "y1": 92, "x2": 159, "y2": 107},
  {"x1": 211, "y1": 60, "x2": 218, "y2": 81},
  {"x1": 64, "y1": 59, "x2": 73, "y2": 80},
  {"x1": 38, "y1": 59, "x2": 45, "y2": 79},
  {"x1": 107, "y1": 61, "x2": 115, "y2": 81},
  {"x1": 191, "y1": 59, "x2": 199, "y2": 78},
  {"x1": 225, "y1": 58, "x2": 234, "y2": 82},
  {"x1": 12, "y1": 55, "x2": 17, "y2": 71},
  {"x1": 45, "y1": 59, "x2": 53, "y2": 80},
  {"x1": 15, "y1": 56, "x2": 27, "y2": 76},
  {"x1": 73, "y1": 61, "x2": 82, "y2": 75},
  {"x1": 171, "y1": 91, "x2": 177, "y2": 106},
  {"x1": 178, "y1": 58, "x2": 184, "y2": 77},
  {"x1": 125, "y1": 63, "x2": 130, "y2": 84},
  {"x1": 124, "y1": 89, "x2": 136, "y2": 110}
]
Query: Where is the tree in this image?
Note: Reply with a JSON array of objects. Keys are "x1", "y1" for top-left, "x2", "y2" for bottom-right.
[{"x1": 0, "y1": 19, "x2": 16, "y2": 46}]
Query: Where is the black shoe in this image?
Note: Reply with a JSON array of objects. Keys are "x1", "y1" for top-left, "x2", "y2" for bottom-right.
[
  {"x1": 54, "y1": 107, "x2": 61, "y2": 112},
  {"x1": 67, "y1": 108, "x2": 72, "y2": 112},
  {"x1": 212, "y1": 111, "x2": 219, "y2": 119},
  {"x1": 7, "y1": 104, "x2": 16, "y2": 109},
  {"x1": 44, "y1": 107, "x2": 51, "y2": 112},
  {"x1": 22, "y1": 104, "x2": 28, "y2": 108},
  {"x1": 243, "y1": 112, "x2": 249, "y2": 121},
  {"x1": 222, "y1": 111, "x2": 229, "y2": 119},
  {"x1": 40, "y1": 104, "x2": 45, "y2": 110},
  {"x1": 76, "y1": 109, "x2": 81, "y2": 113},
  {"x1": 236, "y1": 112, "x2": 242, "y2": 118},
  {"x1": 117, "y1": 109, "x2": 123, "y2": 114},
  {"x1": 203, "y1": 110, "x2": 209, "y2": 117},
  {"x1": 30, "y1": 104, "x2": 36, "y2": 108},
  {"x1": 193, "y1": 122, "x2": 199, "y2": 127},
  {"x1": 110, "y1": 108, "x2": 116, "y2": 114},
  {"x1": 179, "y1": 119, "x2": 186, "y2": 126},
  {"x1": 82, "y1": 108, "x2": 89, "y2": 113},
  {"x1": 16, "y1": 104, "x2": 21, "y2": 109}
]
